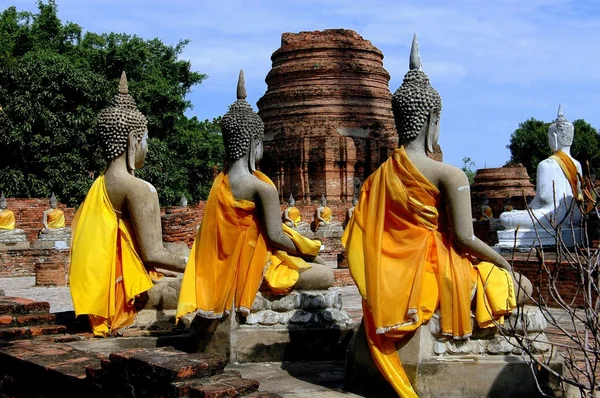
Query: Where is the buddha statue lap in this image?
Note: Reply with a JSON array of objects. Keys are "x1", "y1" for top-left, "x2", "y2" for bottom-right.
[
  {"x1": 69, "y1": 72, "x2": 187, "y2": 337},
  {"x1": 176, "y1": 71, "x2": 334, "y2": 330},
  {"x1": 343, "y1": 34, "x2": 530, "y2": 397},
  {"x1": 497, "y1": 106, "x2": 583, "y2": 249},
  {"x1": 0, "y1": 193, "x2": 26, "y2": 243}
]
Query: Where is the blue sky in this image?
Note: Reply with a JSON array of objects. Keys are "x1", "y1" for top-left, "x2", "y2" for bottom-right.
[{"x1": 10, "y1": 0, "x2": 600, "y2": 169}]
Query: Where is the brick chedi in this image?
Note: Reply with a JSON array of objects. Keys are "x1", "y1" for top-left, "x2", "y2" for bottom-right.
[
  {"x1": 257, "y1": 29, "x2": 398, "y2": 203},
  {"x1": 471, "y1": 164, "x2": 536, "y2": 217}
]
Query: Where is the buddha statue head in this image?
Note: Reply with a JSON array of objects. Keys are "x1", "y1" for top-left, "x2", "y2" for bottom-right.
[
  {"x1": 220, "y1": 70, "x2": 264, "y2": 172},
  {"x1": 288, "y1": 193, "x2": 296, "y2": 208},
  {"x1": 97, "y1": 71, "x2": 149, "y2": 174},
  {"x1": 0, "y1": 193, "x2": 6, "y2": 210},
  {"x1": 49, "y1": 193, "x2": 58, "y2": 209},
  {"x1": 392, "y1": 34, "x2": 442, "y2": 153},
  {"x1": 320, "y1": 194, "x2": 327, "y2": 207},
  {"x1": 548, "y1": 105, "x2": 574, "y2": 153}
]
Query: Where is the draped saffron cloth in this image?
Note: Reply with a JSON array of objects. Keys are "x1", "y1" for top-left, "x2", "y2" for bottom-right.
[
  {"x1": 0, "y1": 210, "x2": 15, "y2": 230},
  {"x1": 69, "y1": 176, "x2": 159, "y2": 337},
  {"x1": 176, "y1": 171, "x2": 320, "y2": 321},
  {"x1": 287, "y1": 207, "x2": 302, "y2": 227},
  {"x1": 550, "y1": 150, "x2": 583, "y2": 202},
  {"x1": 342, "y1": 147, "x2": 516, "y2": 397},
  {"x1": 47, "y1": 208, "x2": 65, "y2": 229}
]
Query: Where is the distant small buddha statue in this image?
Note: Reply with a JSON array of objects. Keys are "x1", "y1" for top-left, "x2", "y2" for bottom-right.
[
  {"x1": 283, "y1": 194, "x2": 302, "y2": 228},
  {"x1": 0, "y1": 193, "x2": 16, "y2": 231},
  {"x1": 479, "y1": 196, "x2": 493, "y2": 221},
  {"x1": 343, "y1": 196, "x2": 358, "y2": 229},
  {"x1": 180, "y1": 194, "x2": 188, "y2": 208},
  {"x1": 0, "y1": 193, "x2": 26, "y2": 242},
  {"x1": 41, "y1": 193, "x2": 66, "y2": 233},
  {"x1": 69, "y1": 71, "x2": 187, "y2": 337},
  {"x1": 498, "y1": 106, "x2": 583, "y2": 248},
  {"x1": 503, "y1": 198, "x2": 514, "y2": 212},
  {"x1": 342, "y1": 34, "x2": 519, "y2": 397},
  {"x1": 176, "y1": 70, "x2": 334, "y2": 324},
  {"x1": 314, "y1": 194, "x2": 332, "y2": 230}
]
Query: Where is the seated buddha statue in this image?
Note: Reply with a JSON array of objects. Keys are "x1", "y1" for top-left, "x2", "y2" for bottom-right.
[
  {"x1": 313, "y1": 195, "x2": 332, "y2": 230},
  {"x1": 176, "y1": 70, "x2": 334, "y2": 323},
  {"x1": 343, "y1": 196, "x2": 358, "y2": 229},
  {"x1": 498, "y1": 106, "x2": 583, "y2": 248},
  {"x1": 283, "y1": 194, "x2": 302, "y2": 228},
  {"x1": 503, "y1": 198, "x2": 514, "y2": 212},
  {"x1": 479, "y1": 196, "x2": 493, "y2": 221},
  {"x1": 69, "y1": 72, "x2": 187, "y2": 337},
  {"x1": 0, "y1": 193, "x2": 26, "y2": 240},
  {"x1": 342, "y1": 34, "x2": 522, "y2": 397},
  {"x1": 40, "y1": 194, "x2": 66, "y2": 233}
]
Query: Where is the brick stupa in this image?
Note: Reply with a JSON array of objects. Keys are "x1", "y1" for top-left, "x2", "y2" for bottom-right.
[{"x1": 257, "y1": 29, "x2": 398, "y2": 203}]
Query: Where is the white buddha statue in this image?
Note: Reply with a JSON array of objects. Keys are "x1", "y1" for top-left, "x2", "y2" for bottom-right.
[{"x1": 497, "y1": 105, "x2": 583, "y2": 248}]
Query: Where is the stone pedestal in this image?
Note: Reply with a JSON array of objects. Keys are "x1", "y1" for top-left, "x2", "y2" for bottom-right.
[
  {"x1": 496, "y1": 227, "x2": 581, "y2": 252},
  {"x1": 35, "y1": 258, "x2": 66, "y2": 286},
  {"x1": 346, "y1": 306, "x2": 562, "y2": 397},
  {"x1": 0, "y1": 229, "x2": 30, "y2": 251},
  {"x1": 190, "y1": 289, "x2": 354, "y2": 362},
  {"x1": 34, "y1": 227, "x2": 71, "y2": 249}
]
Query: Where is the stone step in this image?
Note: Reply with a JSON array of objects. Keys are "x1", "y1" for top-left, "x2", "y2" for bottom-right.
[
  {"x1": 0, "y1": 313, "x2": 57, "y2": 328},
  {"x1": 107, "y1": 346, "x2": 228, "y2": 383},
  {"x1": 0, "y1": 324, "x2": 66, "y2": 341},
  {"x1": 173, "y1": 370, "x2": 260, "y2": 397},
  {"x1": 244, "y1": 392, "x2": 284, "y2": 398},
  {"x1": 0, "y1": 296, "x2": 50, "y2": 314}
]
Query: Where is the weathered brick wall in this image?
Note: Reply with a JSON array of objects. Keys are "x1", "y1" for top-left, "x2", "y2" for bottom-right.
[
  {"x1": 5, "y1": 198, "x2": 74, "y2": 242},
  {"x1": 35, "y1": 253, "x2": 68, "y2": 286},
  {"x1": 0, "y1": 249, "x2": 67, "y2": 278}
]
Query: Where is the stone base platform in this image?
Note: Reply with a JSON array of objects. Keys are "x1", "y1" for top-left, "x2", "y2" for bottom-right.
[
  {"x1": 0, "y1": 241, "x2": 30, "y2": 251},
  {"x1": 346, "y1": 306, "x2": 562, "y2": 397},
  {"x1": 0, "y1": 229, "x2": 28, "y2": 245},
  {"x1": 497, "y1": 227, "x2": 581, "y2": 251},
  {"x1": 190, "y1": 289, "x2": 355, "y2": 363}
]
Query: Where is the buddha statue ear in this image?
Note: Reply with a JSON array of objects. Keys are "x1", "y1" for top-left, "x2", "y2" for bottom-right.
[
  {"x1": 127, "y1": 132, "x2": 138, "y2": 174},
  {"x1": 248, "y1": 135, "x2": 258, "y2": 172},
  {"x1": 426, "y1": 108, "x2": 441, "y2": 153}
]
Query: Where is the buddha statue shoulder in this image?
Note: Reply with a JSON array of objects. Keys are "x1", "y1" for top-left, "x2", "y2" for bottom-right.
[
  {"x1": 176, "y1": 71, "x2": 334, "y2": 321},
  {"x1": 283, "y1": 194, "x2": 302, "y2": 228},
  {"x1": 342, "y1": 34, "x2": 522, "y2": 397},
  {"x1": 69, "y1": 72, "x2": 187, "y2": 337}
]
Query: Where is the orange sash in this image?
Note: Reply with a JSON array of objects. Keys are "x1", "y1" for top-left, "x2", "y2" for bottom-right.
[
  {"x1": 47, "y1": 208, "x2": 65, "y2": 228},
  {"x1": 550, "y1": 150, "x2": 582, "y2": 201}
]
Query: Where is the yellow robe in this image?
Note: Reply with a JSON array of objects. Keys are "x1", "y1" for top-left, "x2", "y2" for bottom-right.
[
  {"x1": 551, "y1": 150, "x2": 583, "y2": 202},
  {"x1": 176, "y1": 171, "x2": 320, "y2": 320},
  {"x1": 320, "y1": 206, "x2": 332, "y2": 223},
  {"x1": 342, "y1": 147, "x2": 516, "y2": 397},
  {"x1": 47, "y1": 208, "x2": 65, "y2": 229},
  {"x1": 0, "y1": 210, "x2": 15, "y2": 230},
  {"x1": 69, "y1": 176, "x2": 156, "y2": 337},
  {"x1": 287, "y1": 207, "x2": 302, "y2": 227}
]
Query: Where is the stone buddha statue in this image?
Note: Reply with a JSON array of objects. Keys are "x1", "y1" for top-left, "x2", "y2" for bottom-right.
[
  {"x1": 41, "y1": 193, "x2": 66, "y2": 233},
  {"x1": 503, "y1": 198, "x2": 514, "y2": 212},
  {"x1": 180, "y1": 194, "x2": 188, "y2": 208},
  {"x1": 343, "y1": 34, "x2": 523, "y2": 397},
  {"x1": 176, "y1": 70, "x2": 334, "y2": 325},
  {"x1": 283, "y1": 194, "x2": 302, "y2": 228},
  {"x1": 498, "y1": 106, "x2": 583, "y2": 248},
  {"x1": 314, "y1": 194, "x2": 332, "y2": 230},
  {"x1": 343, "y1": 196, "x2": 358, "y2": 229},
  {"x1": 0, "y1": 193, "x2": 26, "y2": 242},
  {"x1": 69, "y1": 71, "x2": 187, "y2": 337},
  {"x1": 479, "y1": 196, "x2": 493, "y2": 221}
]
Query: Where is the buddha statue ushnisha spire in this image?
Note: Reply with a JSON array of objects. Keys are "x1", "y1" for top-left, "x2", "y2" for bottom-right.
[
  {"x1": 97, "y1": 71, "x2": 148, "y2": 161},
  {"x1": 392, "y1": 33, "x2": 442, "y2": 141},
  {"x1": 220, "y1": 69, "x2": 264, "y2": 164}
]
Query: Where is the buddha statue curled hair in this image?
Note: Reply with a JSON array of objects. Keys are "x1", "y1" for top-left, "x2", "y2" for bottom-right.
[
  {"x1": 220, "y1": 70, "x2": 264, "y2": 163},
  {"x1": 549, "y1": 105, "x2": 574, "y2": 147},
  {"x1": 391, "y1": 34, "x2": 442, "y2": 140},
  {"x1": 97, "y1": 72, "x2": 148, "y2": 161}
]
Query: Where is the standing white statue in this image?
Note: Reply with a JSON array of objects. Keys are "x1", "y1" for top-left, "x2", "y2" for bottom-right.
[{"x1": 497, "y1": 105, "x2": 583, "y2": 248}]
